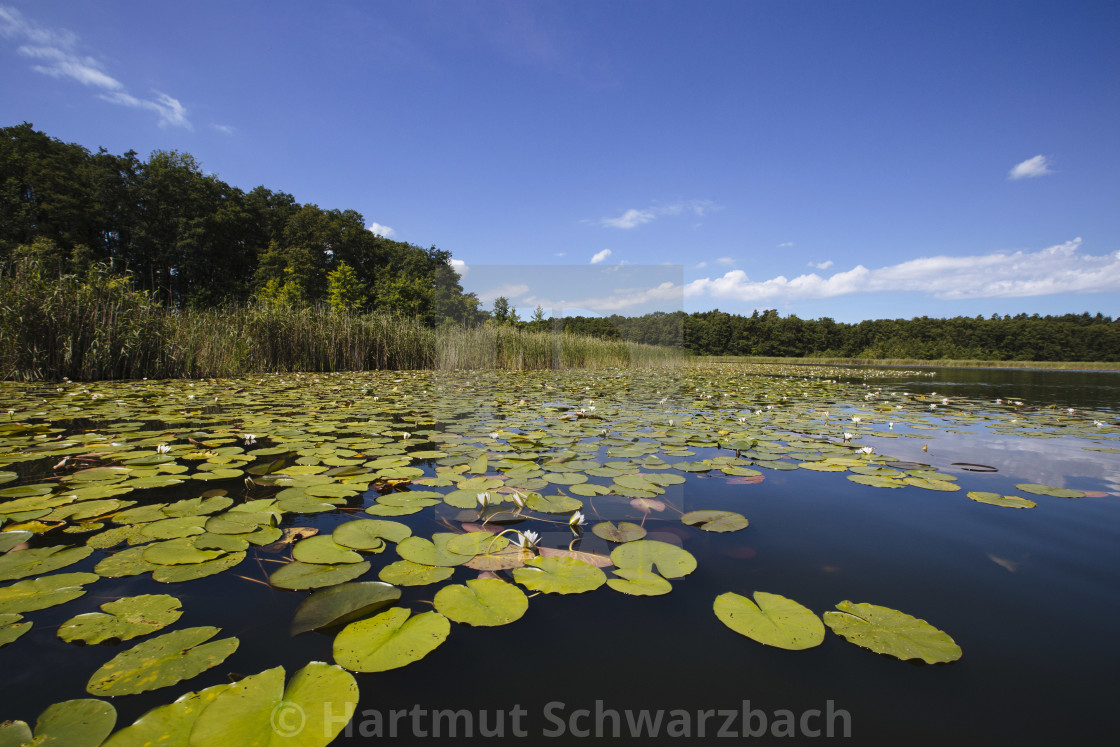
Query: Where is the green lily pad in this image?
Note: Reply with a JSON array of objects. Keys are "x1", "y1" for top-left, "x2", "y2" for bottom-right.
[
  {"x1": 822, "y1": 600, "x2": 962, "y2": 664},
  {"x1": 681, "y1": 510, "x2": 749, "y2": 533},
  {"x1": 333, "y1": 519, "x2": 411, "y2": 550},
  {"x1": 396, "y1": 535, "x2": 473, "y2": 567},
  {"x1": 269, "y1": 560, "x2": 371, "y2": 590},
  {"x1": 378, "y1": 560, "x2": 455, "y2": 586},
  {"x1": 95, "y1": 546, "x2": 158, "y2": 578},
  {"x1": 0, "y1": 613, "x2": 32, "y2": 646},
  {"x1": 290, "y1": 581, "x2": 402, "y2": 635},
  {"x1": 0, "y1": 571, "x2": 99, "y2": 614},
  {"x1": 143, "y1": 537, "x2": 226, "y2": 565},
  {"x1": 0, "y1": 545, "x2": 93, "y2": 582},
  {"x1": 525, "y1": 493, "x2": 582, "y2": 514},
  {"x1": 86, "y1": 625, "x2": 240, "y2": 696},
  {"x1": 292, "y1": 535, "x2": 364, "y2": 565},
  {"x1": 443, "y1": 531, "x2": 511, "y2": 557},
  {"x1": 7, "y1": 698, "x2": 117, "y2": 747},
  {"x1": 59, "y1": 594, "x2": 183, "y2": 644},
  {"x1": 188, "y1": 662, "x2": 358, "y2": 747},
  {"x1": 99, "y1": 683, "x2": 232, "y2": 747},
  {"x1": 713, "y1": 591, "x2": 825, "y2": 650},
  {"x1": 847, "y1": 475, "x2": 906, "y2": 488},
  {"x1": 606, "y1": 568, "x2": 673, "y2": 596},
  {"x1": 591, "y1": 521, "x2": 647, "y2": 543},
  {"x1": 152, "y1": 551, "x2": 246, "y2": 583},
  {"x1": 1015, "y1": 483, "x2": 1085, "y2": 499},
  {"x1": 0, "y1": 530, "x2": 33, "y2": 553},
  {"x1": 333, "y1": 608, "x2": 450, "y2": 672},
  {"x1": 512, "y1": 556, "x2": 606, "y2": 594},
  {"x1": 433, "y1": 578, "x2": 529, "y2": 626},
  {"x1": 611, "y1": 540, "x2": 697, "y2": 579},
  {"x1": 966, "y1": 492, "x2": 1036, "y2": 509},
  {"x1": 904, "y1": 477, "x2": 961, "y2": 492}
]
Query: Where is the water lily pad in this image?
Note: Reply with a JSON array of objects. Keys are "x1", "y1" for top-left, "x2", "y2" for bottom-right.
[
  {"x1": 606, "y1": 568, "x2": 672, "y2": 596},
  {"x1": 966, "y1": 492, "x2": 1036, "y2": 509},
  {"x1": 86, "y1": 625, "x2": 239, "y2": 696},
  {"x1": 681, "y1": 510, "x2": 749, "y2": 533},
  {"x1": 333, "y1": 608, "x2": 450, "y2": 672},
  {"x1": 904, "y1": 477, "x2": 961, "y2": 492},
  {"x1": 152, "y1": 551, "x2": 246, "y2": 583},
  {"x1": 513, "y1": 556, "x2": 606, "y2": 594},
  {"x1": 0, "y1": 613, "x2": 31, "y2": 646},
  {"x1": 713, "y1": 591, "x2": 825, "y2": 650},
  {"x1": 611, "y1": 540, "x2": 696, "y2": 579},
  {"x1": 847, "y1": 475, "x2": 906, "y2": 488},
  {"x1": 143, "y1": 537, "x2": 226, "y2": 565},
  {"x1": 0, "y1": 530, "x2": 33, "y2": 553},
  {"x1": 433, "y1": 578, "x2": 529, "y2": 626},
  {"x1": 8, "y1": 698, "x2": 117, "y2": 747},
  {"x1": 290, "y1": 581, "x2": 402, "y2": 635},
  {"x1": 591, "y1": 521, "x2": 647, "y2": 543},
  {"x1": 525, "y1": 493, "x2": 582, "y2": 514},
  {"x1": 59, "y1": 594, "x2": 183, "y2": 644},
  {"x1": 396, "y1": 535, "x2": 473, "y2": 567},
  {"x1": 95, "y1": 546, "x2": 158, "y2": 578},
  {"x1": 444, "y1": 531, "x2": 510, "y2": 557},
  {"x1": 0, "y1": 571, "x2": 99, "y2": 614},
  {"x1": 823, "y1": 600, "x2": 962, "y2": 664},
  {"x1": 378, "y1": 560, "x2": 455, "y2": 586},
  {"x1": 100, "y1": 683, "x2": 232, "y2": 747},
  {"x1": 292, "y1": 535, "x2": 364, "y2": 565},
  {"x1": 333, "y1": 519, "x2": 411, "y2": 551},
  {"x1": 269, "y1": 560, "x2": 371, "y2": 590},
  {"x1": 188, "y1": 662, "x2": 358, "y2": 747},
  {"x1": 1015, "y1": 483, "x2": 1085, "y2": 499},
  {"x1": 0, "y1": 545, "x2": 93, "y2": 582}
]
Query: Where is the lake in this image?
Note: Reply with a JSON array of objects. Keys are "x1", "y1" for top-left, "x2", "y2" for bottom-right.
[{"x1": 1, "y1": 363, "x2": 1118, "y2": 744}]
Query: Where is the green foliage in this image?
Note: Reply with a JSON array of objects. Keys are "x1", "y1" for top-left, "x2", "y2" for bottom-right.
[{"x1": 327, "y1": 261, "x2": 367, "y2": 312}]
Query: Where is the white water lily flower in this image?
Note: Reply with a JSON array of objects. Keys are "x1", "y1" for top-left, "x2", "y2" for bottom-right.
[
  {"x1": 243, "y1": 434, "x2": 256, "y2": 445},
  {"x1": 156, "y1": 443, "x2": 171, "y2": 454},
  {"x1": 859, "y1": 446, "x2": 874, "y2": 455},
  {"x1": 1094, "y1": 420, "x2": 1105, "y2": 428},
  {"x1": 511, "y1": 492, "x2": 527, "y2": 509},
  {"x1": 401, "y1": 431, "x2": 411, "y2": 440},
  {"x1": 490, "y1": 431, "x2": 500, "y2": 440},
  {"x1": 842, "y1": 432, "x2": 853, "y2": 442},
  {"x1": 514, "y1": 530, "x2": 540, "y2": 551},
  {"x1": 851, "y1": 417, "x2": 861, "y2": 423},
  {"x1": 477, "y1": 492, "x2": 490, "y2": 509},
  {"x1": 568, "y1": 510, "x2": 586, "y2": 529}
]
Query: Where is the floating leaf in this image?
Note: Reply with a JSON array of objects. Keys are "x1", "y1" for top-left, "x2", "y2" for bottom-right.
[
  {"x1": 536, "y1": 546, "x2": 612, "y2": 567},
  {"x1": 434, "y1": 578, "x2": 529, "y2": 626},
  {"x1": 606, "y1": 568, "x2": 672, "y2": 596},
  {"x1": 629, "y1": 497, "x2": 666, "y2": 513},
  {"x1": 0, "y1": 545, "x2": 93, "y2": 582},
  {"x1": 591, "y1": 521, "x2": 647, "y2": 543},
  {"x1": 1015, "y1": 483, "x2": 1085, "y2": 499},
  {"x1": 143, "y1": 537, "x2": 225, "y2": 565},
  {"x1": 268, "y1": 560, "x2": 371, "y2": 590},
  {"x1": 333, "y1": 608, "x2": 450, "y2": 672},
  {"x1": 681, "y1": 510, "x2": 749, "y2": 533},
  {"x1": 513, "y1": 556, "x2": 606, "y2": 594},
  {"x1": 823, "y1": 600, "x2": 962, "y2": 664},
  {"x1": 0, "y1": 530, "x2": 32, "y2": 553},
  {"x1": 0, "y1": 571, "x2": 99, "y2": 614},
  {"x1": 904, "y1": 477, "x2": 961, "y2": 492},
  {"x1": 0, "y1": 612, "x2": 31, "y2": 646},
  {"x1": 396, "y1": 535, "x2": 473, "y2": 567},
  {"x1": 11, "y1": 698, "x2": 117, "y2": 747},
  {"x1": 86, "y1": 626, "x2": 239, "y2": 696},
  {"x1": 101, "y1": 683, "x2": 232, "y2": 747},
  {"x1": 847, "y1": 475, "x2": 905, "y2": 488},
  {"x1": 292, "y1": 535, "x2": 364, "y2": 565},
  {"x1": 59, "y1": 594, "x2": 183, "y2": 644},
  {"x1": 378, "y1": 560, "x2": 455, "y2": 586},
  {"x1": 525, "y1": 493, "x2": 582, "y2": 514},
  {"x1": 611, "y1": 540, "x2": 696, "y2": 579},
  {"x1": 444, "y1": 531, "x2": 510, "y2": 557},
  {"x1": 291, "y1": 581, "x2": 402, "y2": 635},
  {"x1": 152, "y1": 551, "x2": 245, "y2": 583},
  {"x1": 966, "y1": 492, "x2": 1036, "y2": 509},
  {"x1": 333, "y1": 519, "x2": 410, "y2": 551},
  {"x1": 463, "y1": 544, "x2": 534, "y2": 571},
  {"x1": 189, "y1": 663, "x2": 358, "y2": 747},
  {"x1": 713, "y1": 591, "x2": 825, "y2": 650}
]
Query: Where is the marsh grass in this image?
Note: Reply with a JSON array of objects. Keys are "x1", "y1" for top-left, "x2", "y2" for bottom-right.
[{"x1": 0, "y1": 260, "x2": 684, "y2": 380}]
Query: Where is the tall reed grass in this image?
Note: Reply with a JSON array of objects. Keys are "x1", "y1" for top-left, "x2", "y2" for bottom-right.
[{"x1": 0, "y1": 260, "x2": 685, "y2": 380}]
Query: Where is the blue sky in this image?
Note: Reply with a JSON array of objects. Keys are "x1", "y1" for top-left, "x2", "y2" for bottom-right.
[{"x1": 2, "y1": 0, "x2": 1118, "y2": 322}]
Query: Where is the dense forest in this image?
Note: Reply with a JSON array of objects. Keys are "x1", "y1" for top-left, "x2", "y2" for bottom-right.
[
  {"x1": 0, "y1": 122, "x2": 483, "y2": 326},
  {"x1": 554, "y1": 309, "x2": 1120, "y2": 361},
  {"x1": 3, "y1": 123, "x2": 1117, "y2": 365}
]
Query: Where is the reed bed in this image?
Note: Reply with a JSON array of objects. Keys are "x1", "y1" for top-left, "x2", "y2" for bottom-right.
[
  {"x1": 0, "y1": 261, "x2": 685, "y2": 380},
  {"x1": 708, "y1": 356, "x2": 1120, "y2": 371}
]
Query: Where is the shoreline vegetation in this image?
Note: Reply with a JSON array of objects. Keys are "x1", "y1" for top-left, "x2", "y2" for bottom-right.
[{"x1": 701, "y1": 356, "x2": 1120, "y2": 372}]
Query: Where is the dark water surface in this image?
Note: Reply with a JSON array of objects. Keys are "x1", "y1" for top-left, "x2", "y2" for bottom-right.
[{"x1": 1, "y1": 365, "x2": 1118, "y2": 745}]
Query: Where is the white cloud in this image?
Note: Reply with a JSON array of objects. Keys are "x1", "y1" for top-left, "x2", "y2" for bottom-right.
[
  {"x1": 590, "y1": 248, "x2": 612, "y2": 264},
  {"x1": 449, "y1": 258, "x2": 468, "y2": 277},
  {"x1": 479, "y1": 283, "x2": 530, "y2": 304},
  {"x1": 777, "y1": 241, "x2": 795, "y2": 248},
  {"x1": 100, "y1": 91, "x2": 189, "y2": 129},
  {"x1": 554, "y1": 251, "x2": 566, "y2": 257},
  {"x1": 809, "y1": 260, "x2": 834, "y2": 269},
  {"x1": 693, "y1": 261, "x2": 707, "y2": 269},
  {"x1": 685, "y1": 239, "x2": 1120, "y2": 302},
  {"x1": 1, "y1": 5, "x2": 190, "y2": 128},
  {"x1": 716, "y1": 257, "x2": 735, "y2": 265},
  {"x1": 212, "y1": 124, "x2": 235, "y2": 135},
  {"x1": 368, "y1": 222, "x2": 395, "y2": 238},
  {"x1": 1009, "y1": 155, "x2": 1053, "y2": 180},
  {"x1": 596, "y1": 199, "x2": 720, "y2": 229}
]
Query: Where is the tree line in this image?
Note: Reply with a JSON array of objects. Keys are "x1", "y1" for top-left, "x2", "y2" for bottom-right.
[
  {"x1": 0, "y1": 123, "x2": 484, "y2": 325},
  {"x1": 554, "y1": 309, "x2": 1120, "y2": 362}
]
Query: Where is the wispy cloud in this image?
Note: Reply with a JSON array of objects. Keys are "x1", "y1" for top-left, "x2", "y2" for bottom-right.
[
  {"x1": 777, "y1": 241, "x2": 795, "y2": 248},
  {"x1": 0, "y1": 5, "x2": 190, "y2": 128},
  {"x1": 809, "y1": 260, "x2": 833, "y2": 269},
  {"x1": 590, "y1": 248, "x2": 612, "y2": 264},
  {"x1": 211, "y1": 124, "x2": 235, "y2": 135},
  {"x1": 1009, "y1": 155, "x2": 1053, "y2": 180},
  {"x1": 479, "y1": 283, "x2": 530, "y2": 304},
  {"x1": 368, "y1": 222, "x2": 395, "y2": 238},
  {"x1": 685, "y1": 239, "x2": 1118, "y2": 302},
  {"x1": 715, "y1": 257, "x2": 735, "y2": 266},
  {"x1": 596, "y1": 199, "x2": 719, "y2": 229}
]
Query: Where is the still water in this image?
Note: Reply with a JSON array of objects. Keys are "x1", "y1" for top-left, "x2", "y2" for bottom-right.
[{"x1": 1, "y1": 364, "x2": 1117, "y2": 744}]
